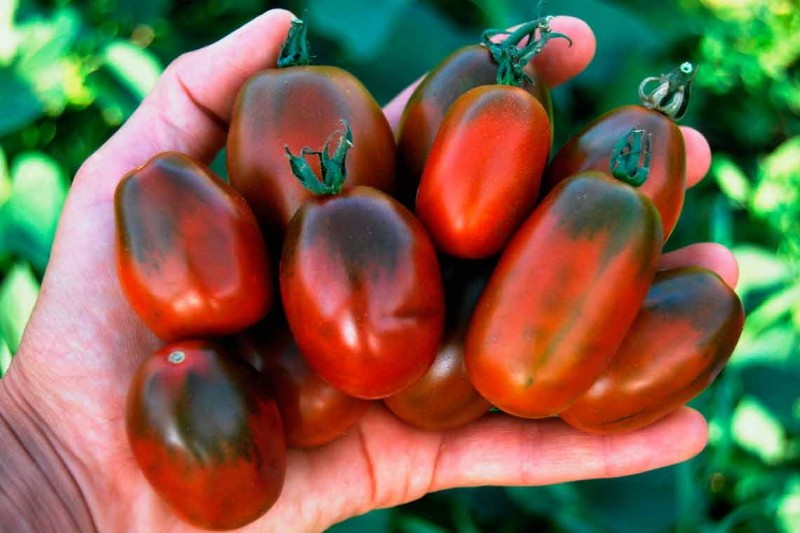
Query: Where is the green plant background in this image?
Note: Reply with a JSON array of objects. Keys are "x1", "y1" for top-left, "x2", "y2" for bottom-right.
[{"x1": 1, "y1": 0, "x2": 798, "y2": 531}]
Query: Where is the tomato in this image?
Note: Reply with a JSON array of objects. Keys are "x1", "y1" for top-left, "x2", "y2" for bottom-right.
[
  {"x1": 465, "y1": 171, "x2": 663, "y2": 418},
  {"x1": 543, "y1": 62, "x2": 697, "y2": 239},
  {"x1": 126, "y1": 340, "x2": 286, "y2": 529},
  {"x1": 415, "y1": 84, "x2": 551, "y2": 258},
  {"x1": 231, "y1": 315, "x2": 371, "y2": 448},
  {"x1": 115, "y1": 152, "x2": 271, "y2": 342},
  {"x1": 227, "y1": 19, "x2": 395, "y2": 241},
  {"x1": 395, "y1": 20, "x2": 557, "y2": 207},
  {"x1": 281, "y1": 183, "x2": 445, "y2": 399},
  {"x1": 384, "y1": 258, "x2": 492, "y2": 431},
  {"x1": 560, "y1": 267, "x2": 744, "y2": 434}
]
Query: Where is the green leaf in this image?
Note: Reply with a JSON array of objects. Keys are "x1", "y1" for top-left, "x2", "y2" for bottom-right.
[
  {"x1": 307, "y1": 0, "x2": 414, "y2": 61},
  {"x1": 777, "y1": 476, "x2": 800, "y2": 533},
  {"x1": 326, "y1": 508, "x2": 394, "y2": 533},
  {"x1": 395, "y1": 515, "x2": 448, "y2": 533},
  {"x1": 102, "y1": 40, "x2": 162, "y2": 101},
  {"x1": 1, "y1": 151, "x2": 67, "y2": 270},
  {"x1": 713, "y1": 154, "x2": 752, "y2": 205},
  {"x1": 0, "y1": 0, "x2": 18, "y2": 63},
  {"x1": 0, "y1": 334, "x2": 11, "y2": 377},
  {"x1": 0, "y1": 262, "x2": 39, "y2": 353},
  {"x1": 0, "y1": 145, "x2": 11, "y2": 205},
  {"x1": 0, "y1": 69, "x2": 43, "y2": 136},
  {"x1": 731, "y1": 396, "x2": 786, "y2": 465}
]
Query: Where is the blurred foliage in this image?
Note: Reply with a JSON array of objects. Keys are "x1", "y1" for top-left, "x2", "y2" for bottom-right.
[{"x1": 0, "y1": 0, "x2": 798, "y2": 531}]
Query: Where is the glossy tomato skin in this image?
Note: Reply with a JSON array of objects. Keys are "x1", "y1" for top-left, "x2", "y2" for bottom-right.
[
  {"x1": 416, "y1": 85, "x2": 551, "y2": 258},
  {"x1": 232, "y1": 316, "x2": 371, "y2": 448},
  {"x1": 280, "y1": 186, "x2": 445, "y2": 399},
  {"x1": 465, "y1": 172, "x2": 664, "y2": 418},
  {"x1": 396, "y1": 44, "x2": 551, "y2": 207},
  {"x1": 543, "y1": 105, "x2": 686, "y2": 239},
  {"x1": 126, "y1": 340, "x2": 286, "y2": 530},
  {"x1": 385, "y1": 259, "x2": 492, "y2": 431},
  {"x1": 227, "y1": 67, "x2": 396, "y2": 240},
  {"x1": 115, "y1": 152, "x2": 272, "y2": 342},
  {"x1": 560, "y1": 267, "x2": 744, "y2": 434}
]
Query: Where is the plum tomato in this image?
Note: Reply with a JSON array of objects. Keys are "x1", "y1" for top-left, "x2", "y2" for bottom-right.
[
  {"x1": 560, "y1": 267, "x2": 744, "y2": 434},
  {"x1": 115, "y1": 152, "x2": 272, "y2": 342},
  {"x1": 227, "y1": 18, "x2": 396, "y2": 241},
  {"x1": 395, "y1": 16, "x2": 565, "y2": 206},
  {"x1": 415, "y1": 84, "x2": 551, "y2": 258},
  {"x1": 126, "y1": 340, "x2": 286, "y2": 530},
  {"x1": 231, "y1": 315, "x2": 371, "y2": 448},
  {"x1": 544, "y1": 62, "x2": 697, "y2": 239},
  {"x1": 465, "y1": 135, "x2": 663, "y2": 418}
]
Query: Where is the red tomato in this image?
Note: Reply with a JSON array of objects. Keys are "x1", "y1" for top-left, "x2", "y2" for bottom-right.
[
  {"x1": 115, "y1": 152, "x2": 271, "y2": 342},
  {"x1": 465, "y1": 172, "x2": 663, "y2": 418},
  {"x1": 416, "y1": 84, "x2": 551, "y2": 258},
  {"x1": 560, "y1": 267, "x2": 744, "y2": 434},
  {"x1": 396, "y1": 38, "x2": 552, "y2": 207},
  {"x1": 231, "y1": 316, "x2": 371, "y2": 448},
  {"x1": 280, "y1": 185, "x2": 445, "y2": 399},
  {"x1": 544, "y1": 63, "x2": 697, "y2": 239},
  {"x1": 126, "y1": 340, "x2": 286, "y2": 529},
  {"x1": 227, "y1": 20, "x2": 395, "y2": 241},
  {"x1": 385, "y1": 258, "x2": 492, "y2": 431}
]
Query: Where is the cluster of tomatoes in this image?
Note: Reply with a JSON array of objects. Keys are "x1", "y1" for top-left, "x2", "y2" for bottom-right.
[{"x1": 114, "y1": 17, "x2": 745, "y2": 530}]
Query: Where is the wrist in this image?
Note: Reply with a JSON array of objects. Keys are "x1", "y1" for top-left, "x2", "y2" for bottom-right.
[{"x1": 0, "y1": 376, "x2": 96, "y2": 531}]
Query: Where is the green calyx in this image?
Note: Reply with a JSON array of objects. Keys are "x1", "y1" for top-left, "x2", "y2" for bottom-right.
[
  {"x1": 610, "y1": 127, "x2": 652, "y2": 187},
  {"x1": 480, "y1": 16, "x2": 572, "y2": 87},
  {"x1": 285, "y1": 121, "x2": 353, "y2": 196},
  {"x1": 277, "y1": 17, "x2": 312, "y2": 68},
  {"x1": 639, "y1": 62, "x2": 697, "y2": 121}
]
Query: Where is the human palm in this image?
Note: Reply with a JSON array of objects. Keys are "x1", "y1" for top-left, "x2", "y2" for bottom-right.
[{"x1": 0, "y1": 9, "x2": 737, "y2": 532}]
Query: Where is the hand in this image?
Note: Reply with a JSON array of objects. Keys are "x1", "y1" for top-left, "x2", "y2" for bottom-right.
[{"x1": 0, "y1": 9, "x2": 738, "y2": 531}]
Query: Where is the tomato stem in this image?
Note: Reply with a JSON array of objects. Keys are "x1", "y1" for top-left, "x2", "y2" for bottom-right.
[
  {"x1": 285, "y1": 121, "x2": 352, "y2": 196},
  {"x1": 638, "y1": 62, "x2": 697, "y2": 121},
  {"x1": 278, "y1": 18, "x2": 312, "y2": 68},
  {"x1": 480, "y1": 16, "x2": 572, "y2": 87},
  {"x1": 610, "y1": 127, "x2": 652, "y2": 187}
]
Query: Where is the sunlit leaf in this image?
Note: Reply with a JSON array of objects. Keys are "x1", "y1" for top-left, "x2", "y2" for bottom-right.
[
  {"x1": 0, "y1": 146, "x2": 11, "y2": 205},
  {"x1": 2, "y1": 151, "x2": 67, "y2": 270},
  {"x1": 731, "y1": 396, "x2": 786, "y2": 464},
  {"x1": 102, "y1": 40, "x2": 162, "y2": 100},
  {"x1": 0, "y1": 334, "x2": 11, "y2": 377},
  {"x1": 733, "y1": 245, "x2": 793, "y2": 295},
  {"x1": 0, "y1": 0, "x2": 18, "y2": 63},
  {"x1": 777, "y1": 476, "x2": 800, "y2": 533},
  {"x1": 0, "y1": 262, "x2": 39, "y2": 353},
  {"x1": 713, "y1": 155, "x2": 752, "y2": 205}
]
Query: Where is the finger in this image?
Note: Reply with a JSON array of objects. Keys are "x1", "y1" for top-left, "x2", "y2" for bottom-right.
[
  {"x1": 383, "y1": 16, "x2": 596, "y2": 128},
  {"x1": 682, "y1": 126, "x2": 712, "y2": 187},
  {"x1": 74, "y1": 9, "x2": 295, "y2": 203},
  {"x1": 659, "y1": 242, "x2": 739, "y2": 288},
  {"x1": 429, "y1": 407, "x2": 707, "y2": 490}
]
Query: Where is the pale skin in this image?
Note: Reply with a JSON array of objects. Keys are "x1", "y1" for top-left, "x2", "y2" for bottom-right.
[{"x1": 0, "y1": 9, "x2": 738, "y2": 532}]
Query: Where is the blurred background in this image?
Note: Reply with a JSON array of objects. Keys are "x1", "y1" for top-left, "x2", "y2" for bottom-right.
[{"x1": 0, "y1": 0, "x2": 798, "y2": 531}]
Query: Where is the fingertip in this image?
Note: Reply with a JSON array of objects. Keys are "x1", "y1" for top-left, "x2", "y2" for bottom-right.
[
  {"x1": 660, "y1": 242, "x2": 740, "y2": 289},
  {"x1": 660, "y1": 407, "x2": 709, "y2": 461},
  {"x1": 533, "y1": 16, "x2": 596, "y2": 88},
  {"x1": 681, "y1": 126, "x2": 712, "y2": 187}
]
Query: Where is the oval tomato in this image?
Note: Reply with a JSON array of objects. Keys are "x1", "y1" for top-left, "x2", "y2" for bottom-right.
[
  {"x1": 126, "y1": 340, "x2": 286, "y2": 530},
  {"x1": 543, "y1": 63, "x2": 697, "y2": 239},
  {"x1": 415, "y1": 84, "x2": 551, "y2": 258},
  {"x1": 227, "y1": 19, "x2": 395, "y2": 241},
  {"x1": 396, "y1": 42, "x2": 551, "y2": 207},
  {"x1": 232, "y1": 316, "x2": 371, "y2": 448},
  {"x1": 560, "y1": 267, "x2": 744, "y2": 434},
  {"x1": 115, "y1": 152, "x2": 271, "y2": 342},
  {"x1": 465, "y1": 172, "x2": 663, "y2": 418},
  {"x1": 384, "y1": 258, "x2": 492, "y2": 431},
  {"x1": 280, "y1": 185, "x2": 445, "y2": 400}
]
